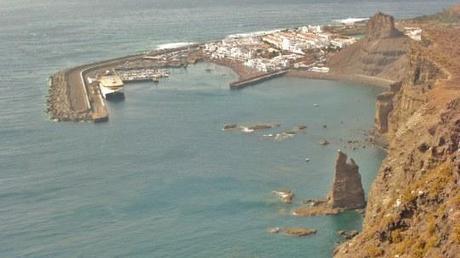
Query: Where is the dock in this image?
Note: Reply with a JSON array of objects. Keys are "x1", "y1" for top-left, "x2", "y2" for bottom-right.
[
  {"x1": 115, "y1": 68, "x2": 169, "y2": 83},
  {"x1": 229, "y1": 70, "x2": 288, "y2": 89},
  {"x1": 47, "y1": 45, "x2": 201, "y2": 122}
]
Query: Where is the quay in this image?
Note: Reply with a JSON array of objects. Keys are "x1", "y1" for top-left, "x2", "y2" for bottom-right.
[
  {"x1": 47, "y1": 22, "x2": 366, "y2": 122},
  {"x1": 47, "y1": 45, "x2": 202, "y2": 122},
  {"x1": 229, "y1": 70, "x2": 288, "y2": 89}
]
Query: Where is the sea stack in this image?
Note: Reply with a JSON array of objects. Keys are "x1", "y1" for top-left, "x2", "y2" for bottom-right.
[{"x1": 327, "y1": 150, "x2": 365, "y2": 209}]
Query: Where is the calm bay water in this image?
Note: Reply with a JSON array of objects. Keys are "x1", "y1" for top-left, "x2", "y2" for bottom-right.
[{"x1": 0, "y1": 0, "x2": 457, "y2": 257}]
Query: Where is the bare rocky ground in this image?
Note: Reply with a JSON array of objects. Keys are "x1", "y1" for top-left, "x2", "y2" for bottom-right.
[{"x1": 332, "y1": 6, "x2": 460, "y2": 258}]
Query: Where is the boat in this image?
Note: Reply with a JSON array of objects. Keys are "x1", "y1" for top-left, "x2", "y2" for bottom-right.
[{"x1": 98, "y1": 74, "x2": 125, "y2": 100}]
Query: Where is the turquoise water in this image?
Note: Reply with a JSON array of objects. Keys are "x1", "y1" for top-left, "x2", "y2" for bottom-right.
[{"x1": 0, "y1": 0, "x2": 457, "y2": 257}]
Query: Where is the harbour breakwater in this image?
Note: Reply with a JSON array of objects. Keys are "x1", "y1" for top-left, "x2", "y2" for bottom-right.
[
  {"x1": 46, "y1": 45, "x2": 284, "y2": 122},
  {"x1": 47, "y1": 46, "x2": 201, "y2": 122},
  {"x1": 47, "y1": 22, "x2": 365, "y2": 122}
]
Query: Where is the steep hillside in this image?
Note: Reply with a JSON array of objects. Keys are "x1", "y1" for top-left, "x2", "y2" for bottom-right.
[
  {"x1": 333, "y1": 8, "x2": 460, "y2": 258},
  {"x1": 328, "y1": 13, "x2": 410, "y2": 83}
]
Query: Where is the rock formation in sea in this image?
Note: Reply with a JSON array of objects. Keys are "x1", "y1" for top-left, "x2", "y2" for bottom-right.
[
  {"x1": 293, "y1": 150, "x2": 365, "y2": 216},
  {"x1": 327, "y1": 150, "x2": 366, "y2": 209}
]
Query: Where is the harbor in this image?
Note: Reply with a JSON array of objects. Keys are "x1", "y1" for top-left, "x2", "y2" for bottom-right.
[{"x1": 47, "y1": 21, "x2": 370, "y2": 122}]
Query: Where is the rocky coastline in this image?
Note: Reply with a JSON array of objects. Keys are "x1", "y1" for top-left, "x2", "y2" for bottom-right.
[
  {"x1": 332, "y1": 7, "x2": 460, "y2": 258},
  {"x1": 44, "y1": 5, "x2": 460, "y2": 257}
]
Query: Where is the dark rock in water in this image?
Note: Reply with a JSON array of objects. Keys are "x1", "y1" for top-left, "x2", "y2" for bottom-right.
[
  {"x1": 268, "y1": 227, "x2": 281, "y2": 234},
  {"x1": 327, "y1": 150, "x2": 366, "y2": 209},
  {"x1": 248, "y1": 123, "x2": 280, "y2": 131},
  {"x1": 292, "y1": 151, "x2": 366, "y2": 217},
  {"x1": 272, "y1": 190, "x2": 294, "y2": 204},
  {"x1": 319, "y1": 139, "x2": 330, "y2": 145},
  {"x1": 323, "y1": 124, "x2": 328, "y2": 128},
  {"x1": 282, "y1": 227, "x2": 317, "y2": 237},
  {"x1": 223, "y1": 123, "x2": 238, "y2": 130}
]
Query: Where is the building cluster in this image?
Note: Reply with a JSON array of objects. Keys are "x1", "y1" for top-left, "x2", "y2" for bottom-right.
[
  {"x1": 203, "y1": 25, "x2": 357, "y2": 73},
  {"x1": 403, "y1": 27, "x2": 422, "y2": 41}
]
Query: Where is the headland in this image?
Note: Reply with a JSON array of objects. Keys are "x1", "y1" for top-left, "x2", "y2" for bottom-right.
[{"x1": 46, "y1": 5, "x2": 460, "y2": 258}]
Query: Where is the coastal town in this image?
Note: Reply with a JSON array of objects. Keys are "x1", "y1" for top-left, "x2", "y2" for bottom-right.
[
  {"x1": 47, "y1": 18, "x2": 424, "y2": 122},
  {"x1": 204, "y1": 25, "x2": 357, "y2": 73}
]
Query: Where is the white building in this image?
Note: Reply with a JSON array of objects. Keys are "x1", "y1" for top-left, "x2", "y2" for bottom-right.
[{"x1": 404, "y1": 27, "x2": 422, "y2": 41}]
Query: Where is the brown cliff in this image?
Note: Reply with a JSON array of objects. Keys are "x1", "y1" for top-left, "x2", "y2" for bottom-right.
[
  {"x1": 328, "y1": 12, "x2": 410, "y2": 82},
  {"x1": 328, "y1": 151, "x2": 366, "y2": 209},
  {"x1": 333, "y1": 7, "x2": 460, "y2": 258}
]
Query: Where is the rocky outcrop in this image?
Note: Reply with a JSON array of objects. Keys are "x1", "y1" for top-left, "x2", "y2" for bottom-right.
[
  {"x1": 293, "y1": 151, "x2": 365, "y2": 216},
  {"x1": 328, "y1": 12, "x2": 410, "y2": 82},
  {"x1": 269, "y1": 227, "x2": 317, "y2": 237},
  {"x1": 328, "y1": 151, "x2": 366, "y2": 209},
  {"x1": 374, "y1": 91, "x2": 394, "y2": 133},
  {"x1": 333, "y1": 7, "x2": 460, "y2": 258},
  {"x1": 366, "y1": 12, "x2": 403, "y2": 40}
]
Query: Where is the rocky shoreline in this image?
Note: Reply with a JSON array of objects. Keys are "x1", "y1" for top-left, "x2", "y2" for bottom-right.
[
  {"x1": 45, "y1": 5, "x2": 460, "y2": 257},
  {"x1": 332, "y1": 7, "x2": 460, "y2": 258}
]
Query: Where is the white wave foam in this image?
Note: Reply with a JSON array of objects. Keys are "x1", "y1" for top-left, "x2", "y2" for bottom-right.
[
  {"x1": 227, "y1": 29, "x2": 283, "y2": 39},
  {"x1": 333, "y1": 17, "x2": 369, "y2": 25},
  {"x1": 156, "y1": 42, "x2": 196, "y2": 50}
]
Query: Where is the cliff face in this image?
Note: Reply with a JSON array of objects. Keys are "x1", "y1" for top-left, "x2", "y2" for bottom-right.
[
  {"x1": 366, "y1": 12, "x2": 402, "y2": 40},
  {"x1": 328, "y1": 12, "x2": 410, "y2": 82},
  {"x1": 328, "y1": 151, "x2": 366, "y2": 209},
  {"x1": 334, "y1": 9, "x2": 460, "y2": 258}
]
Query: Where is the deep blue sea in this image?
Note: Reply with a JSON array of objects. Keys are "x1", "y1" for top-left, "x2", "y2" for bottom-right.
[{"x1": 0, "y1": 0, "x2": 457, "y2": 257}]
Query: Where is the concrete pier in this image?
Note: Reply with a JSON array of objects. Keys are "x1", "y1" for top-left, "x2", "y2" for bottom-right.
[
  {"x1": 229, "y1": 70, "x2": 288, "y2": 89},
  {"x1": 47, "y1": 45, "x2": 201, "y2": 122}
]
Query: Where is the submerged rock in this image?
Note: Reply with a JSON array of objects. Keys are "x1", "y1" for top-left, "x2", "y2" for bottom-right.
[
  {"x1": 248, "y1": 123, "x2": 280, "y2": 131},
  {"x1": 274, "y1": 132, "x2": 296, "y2": 142},
  {"x1": 270, "y1": 227, "x2": 317, "y2": 237},
  {"x1": 223, "y1": 123, "x2": 238, "y2": 130},
  {"x1": 268, "y1": 227, "x2": 281, "y2": 234},
  {"x1": 319, "y1": 139, "x2": 330, "y2": 145},
  {"x1": 282, "y1": 227, "x2": 317, "y2": 237},
  {"x1": 272, "y1": 190, "x2": 294, "y2": 204}
]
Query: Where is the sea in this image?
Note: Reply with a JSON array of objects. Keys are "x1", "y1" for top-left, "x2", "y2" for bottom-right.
[{"x1": 0, "y1": 0, "x2": 457, "y2": 257}]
